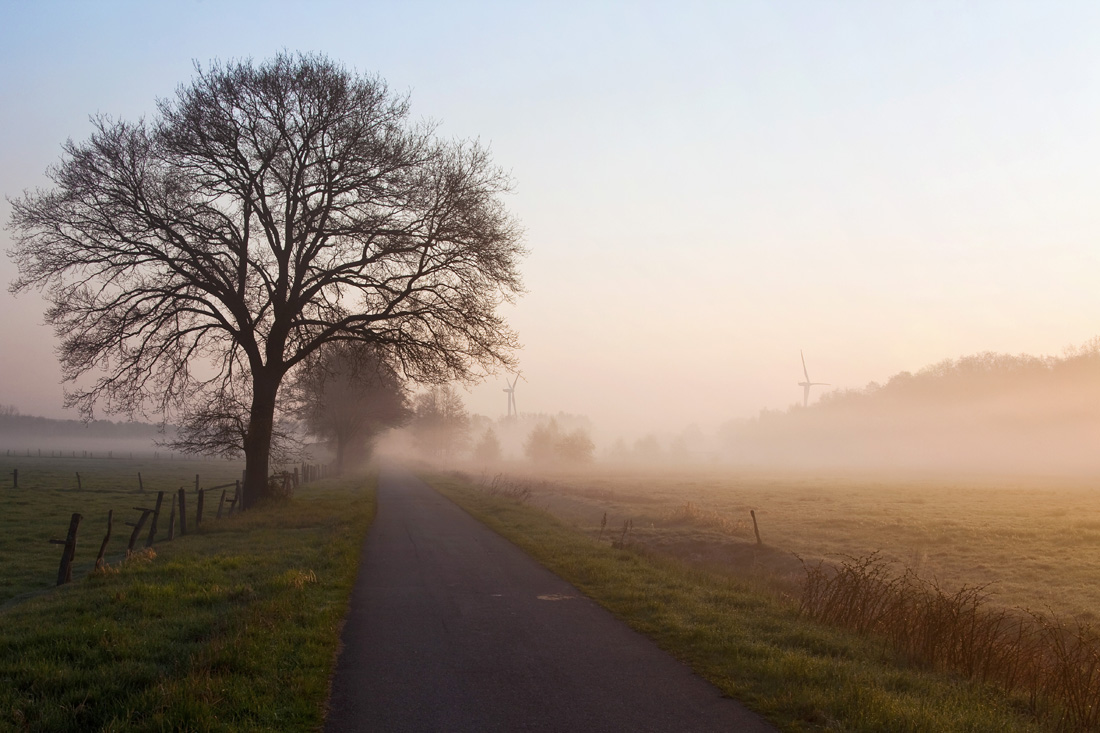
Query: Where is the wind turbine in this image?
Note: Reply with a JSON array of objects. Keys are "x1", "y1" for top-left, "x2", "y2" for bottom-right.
[
  {"x1": 798, "y1": 350, "x2": 829, "y2": 407},
  {"x1": 502, "y1": 373, "x2": 521, "y2": 417}
]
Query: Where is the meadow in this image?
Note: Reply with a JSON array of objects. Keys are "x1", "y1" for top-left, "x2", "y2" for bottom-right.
[
  {"x1": 0, "y1": 454, "x2": 374, "y2": 732},
  {"x1": 430, "y1": 471, "x2": 1056, "y2": 732},
  {"x1": 1, "y1": 453, "x2": 246, "y2": 606},
  {"x1": 442, "y1": 465, "x2": 1100, "y2": 730},
  {"x1": 475, "y1": 465, "x2": 1100, "y2": 621}
]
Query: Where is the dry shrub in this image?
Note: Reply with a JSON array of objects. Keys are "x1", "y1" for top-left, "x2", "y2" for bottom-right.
[
  {"x1": 480, "y1": 473, "x2": 537, "y2": 504},
  {"x1": 123, "y1": 547, "x2": 157, "y2": 566},
  {"x1": 800, "y1": 553, "x2": 1100, "y2": 730},
  {"x1": 268, "y1": 472, "x2": 295, "y2": 499},
  {"x1": 280, "y1": 569, "x2": 318, "y2": 589},
  {"x1": 666, "y1": 502, "x2": 746, "y2": 536},
  {"x1": 89, "y1": 562, "x2": 119, "y2": 578}
]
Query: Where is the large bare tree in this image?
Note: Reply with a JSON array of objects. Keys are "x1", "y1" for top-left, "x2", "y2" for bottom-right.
[{"x1": 7, "y1": 53, "x2": 523, "y2": 506}]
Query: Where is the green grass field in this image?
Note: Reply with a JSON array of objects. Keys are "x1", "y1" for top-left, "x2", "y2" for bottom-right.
[
  {"x1": 1, "y1": 454, "x2": 248, "y2": 606},
  {"x1": 0, "y1": 457, "x2": 374, "y2": 732},
  {"x1": 428, "y1": 471, "x2": 1057, "y2": 732}
]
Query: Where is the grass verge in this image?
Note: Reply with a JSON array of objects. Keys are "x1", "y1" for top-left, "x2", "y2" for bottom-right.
[
  {"x1": 0, "y1": 475, "x2": 375, "y2": 732},
  {"x1": 426, "y1": 473, "x2": 1048, "y2": 733}
]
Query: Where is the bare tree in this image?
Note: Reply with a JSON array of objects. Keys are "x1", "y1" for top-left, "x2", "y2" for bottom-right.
[
  {"x1": 472, "y1": 426, "x2": 502, "y2": 464},
  {"x1": 291, "y1": 342, "x2": 409, "y2": 475},
  {"x1": 411, "y1": 385, "x2": 470, "y2": 460},
  {"x1": 524, "y1": 418, "x2": 595, "y2": 464},
  {"x1": 7, "y1": 53, "x2": 523, "y2": 506}
]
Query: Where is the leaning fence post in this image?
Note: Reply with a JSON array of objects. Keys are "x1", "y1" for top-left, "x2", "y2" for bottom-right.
[
  {"x1": 216, "y1": 488, "x2": 227, "y2": 519},
  {"x1": 146, "y1": 491, "x2": 164, "y2": 547},
  {"x1": 138, "y1": 472, "x2": 144, "y2": 492},
  {"x1": 750, "y1": 509, "x2": 762, "y2": 545},
  {"x1": 196, "y1": 488, "x2": 205, "y2": 528},
  {"x1": 50, "y1": 513, "x2": 83, "y2": 585},
  {"x1": 178, "y1": 488, "x2": 188, "y2": 535},
  {"x1": 75, "y1": 472, "x2": 81, "y2": 491},
  {"x1": 126, "y1": 509, "x2": 153, "y2": 553},
  {"x1": 95, "y1": 510, "x2": 113, "y2": 570}
]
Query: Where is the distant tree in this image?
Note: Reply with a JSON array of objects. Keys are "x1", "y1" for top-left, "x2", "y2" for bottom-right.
[
  {"x1": 7, "y1": 53, "x2": 523, "y2": 507},
  {"x1": 632, "y1": 434, "x2": 661, "y2": 462},
  {"x1": 608, "y1": 437, "x2": 630, "y2": 461},
  {"x1": 291, "y1": 342, "x2": 409, "y2": 475},
  {"x1": 411, "y1": 385, "x2": 470, "y2": 459},
  {"x1": 472, "y1": 427, "x2": 502, "y2": 464},
  {"x1": 524, "y1": 418, "x2": 594, "y2": 464},
  {"x1": 524, "y1": 419, "x2": 560, "y2": 463},
  {"x1": 558, "y1": 428, "x2": 595, "y2": 463}
]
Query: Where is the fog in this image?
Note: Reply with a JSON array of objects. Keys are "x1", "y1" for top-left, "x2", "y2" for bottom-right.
[{"x1": 4, "y1": 4, "x2": 1100, "y2": 479}]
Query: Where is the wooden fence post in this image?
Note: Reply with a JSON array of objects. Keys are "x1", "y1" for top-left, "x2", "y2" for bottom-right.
[
  {"x1": 146, "y1": 491, "x2": 164, "y2": 547},
  {"x1": 126, "y1": 509, "x2": 153, "y2": 553},
  {"x1": 50, "y1": 513, "x2": 82, "y2": 585},
  {"x1": 95, "y1": 510, "x2": 113, "y2": 570},
  {"x1": 167, "y1": 501, "x2": 176, "y2": 541},
  {"x1": 196, "y1": 488, "x2": 205, "y2": 528},
  {"x1": 217, "y1": 488, "x2": 227, "y2": 519},
  {"x1": 293, "y1": 467, "x2": 299, "y2": 489},
  {"x1": 750, "y1": 509, "x2": 762, "y2": 545},
  {"x1": 138, "y1": 472, "x2": 144, "y2": 492},
  {"x1": 75, "y1": 472, "x2": 81, "y2": 491},
  {"x1": 178, "y1": 488, "x2": 188, "y2": 535}
]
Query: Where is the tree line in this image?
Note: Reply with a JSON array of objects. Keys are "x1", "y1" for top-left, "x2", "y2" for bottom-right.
[{"x1": 721, "y1": 342, "x2": 1100, "y2": 472}]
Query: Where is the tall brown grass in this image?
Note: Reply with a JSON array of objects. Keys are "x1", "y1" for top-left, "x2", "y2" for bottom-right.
[{"x1": 800, "y1": 553, "x2": 1100, "y2": 730}]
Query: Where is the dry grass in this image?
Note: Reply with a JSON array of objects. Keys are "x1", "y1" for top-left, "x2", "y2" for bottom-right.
[
  {"x1": 477, "y1": 465, "x2": 1100, "y2": 621},
  {"x1": 451, "y1": 464, "x2": 1100, "y2": 730},
  {"x1": 800, "y1": 552, "x2": 1100, "y2": 730},
  {"x1": 457, "y1": 464, "x2": 1100, "y2": 730}
]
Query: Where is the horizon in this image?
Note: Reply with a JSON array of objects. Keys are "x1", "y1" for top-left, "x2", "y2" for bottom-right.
[{"x1": 3, "y1": 2, "x2": 1099, "y2": 440}]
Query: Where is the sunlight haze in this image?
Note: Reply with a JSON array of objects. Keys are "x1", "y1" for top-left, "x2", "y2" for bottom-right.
[{"x1": 2, "y1": 1, "x2": 1099, "y2": 442}]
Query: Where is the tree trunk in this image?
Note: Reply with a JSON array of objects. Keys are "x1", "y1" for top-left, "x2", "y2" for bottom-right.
[{"x1": 242, "y1": 374, "x2": 280, "y2": 509}]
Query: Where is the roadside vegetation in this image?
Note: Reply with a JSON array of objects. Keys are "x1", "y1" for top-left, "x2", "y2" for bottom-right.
[
  {"x1": 0, "y1": 466, "x2": 375, "y2": 732},
  {"x1": 428, "y1": 472, "x2": 1057, "y2": 732}
]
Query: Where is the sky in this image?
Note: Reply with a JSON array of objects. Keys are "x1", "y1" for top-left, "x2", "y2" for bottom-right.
[{"x1": 1, "y1": 1, "x2": 1099, "y2": 442}]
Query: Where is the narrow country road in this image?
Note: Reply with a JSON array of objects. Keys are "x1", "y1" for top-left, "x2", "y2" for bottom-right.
[{"x1": 324, "y1": 466, "x2": 776, "y2": 732}]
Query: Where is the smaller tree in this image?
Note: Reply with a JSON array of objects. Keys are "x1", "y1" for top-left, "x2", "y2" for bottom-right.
[
  {"x1": 558, "y1": 429, "x2": 595, "y2": 463},
  {"x1": 472, "y1": 427, "x2": 502, "y2": 464},
  {"x1": 292, "y1": 343, "x2": 409, "y2": 474},
  {"x1": 411, "y1": 386, "x2": 470, "y2": 460},
  {"x1": 524, "y1": 418, "x2": 595, "y2": 464},
  {"x1": 524, "y1": 419, "x2": 561, "y2": 463}
]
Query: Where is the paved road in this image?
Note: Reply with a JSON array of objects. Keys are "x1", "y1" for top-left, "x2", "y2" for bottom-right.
[{"x1": 324, "y1": 467, "x2": 776, "y2": 732}]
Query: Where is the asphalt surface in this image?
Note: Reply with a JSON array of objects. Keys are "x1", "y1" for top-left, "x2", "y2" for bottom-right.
[{"x1": 324, "y1": 466, "x2": 776, "y2": 732}]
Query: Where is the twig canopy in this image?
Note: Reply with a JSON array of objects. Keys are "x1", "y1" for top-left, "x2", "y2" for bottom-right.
[{"x1": 7, "y1": 52, "x2": 524, "y2": 504}]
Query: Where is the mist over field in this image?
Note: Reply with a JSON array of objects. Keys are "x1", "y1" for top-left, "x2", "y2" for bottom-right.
[{"x1": 719, "y1": 343, "x2": 1100, "y2": 475}]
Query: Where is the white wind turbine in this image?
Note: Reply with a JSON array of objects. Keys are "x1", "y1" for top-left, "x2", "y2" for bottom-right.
[
  {"x1": 502, "y1": 373, "x2": 521, "y2": 417},
  {"x1": 798, "y1": 350, "x2": 830, "y2": 407}
]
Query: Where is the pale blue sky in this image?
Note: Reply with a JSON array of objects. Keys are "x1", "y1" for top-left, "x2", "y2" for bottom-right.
[{"x1": 2, "y1": 1, "x2": 1099, "y2": 439}]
